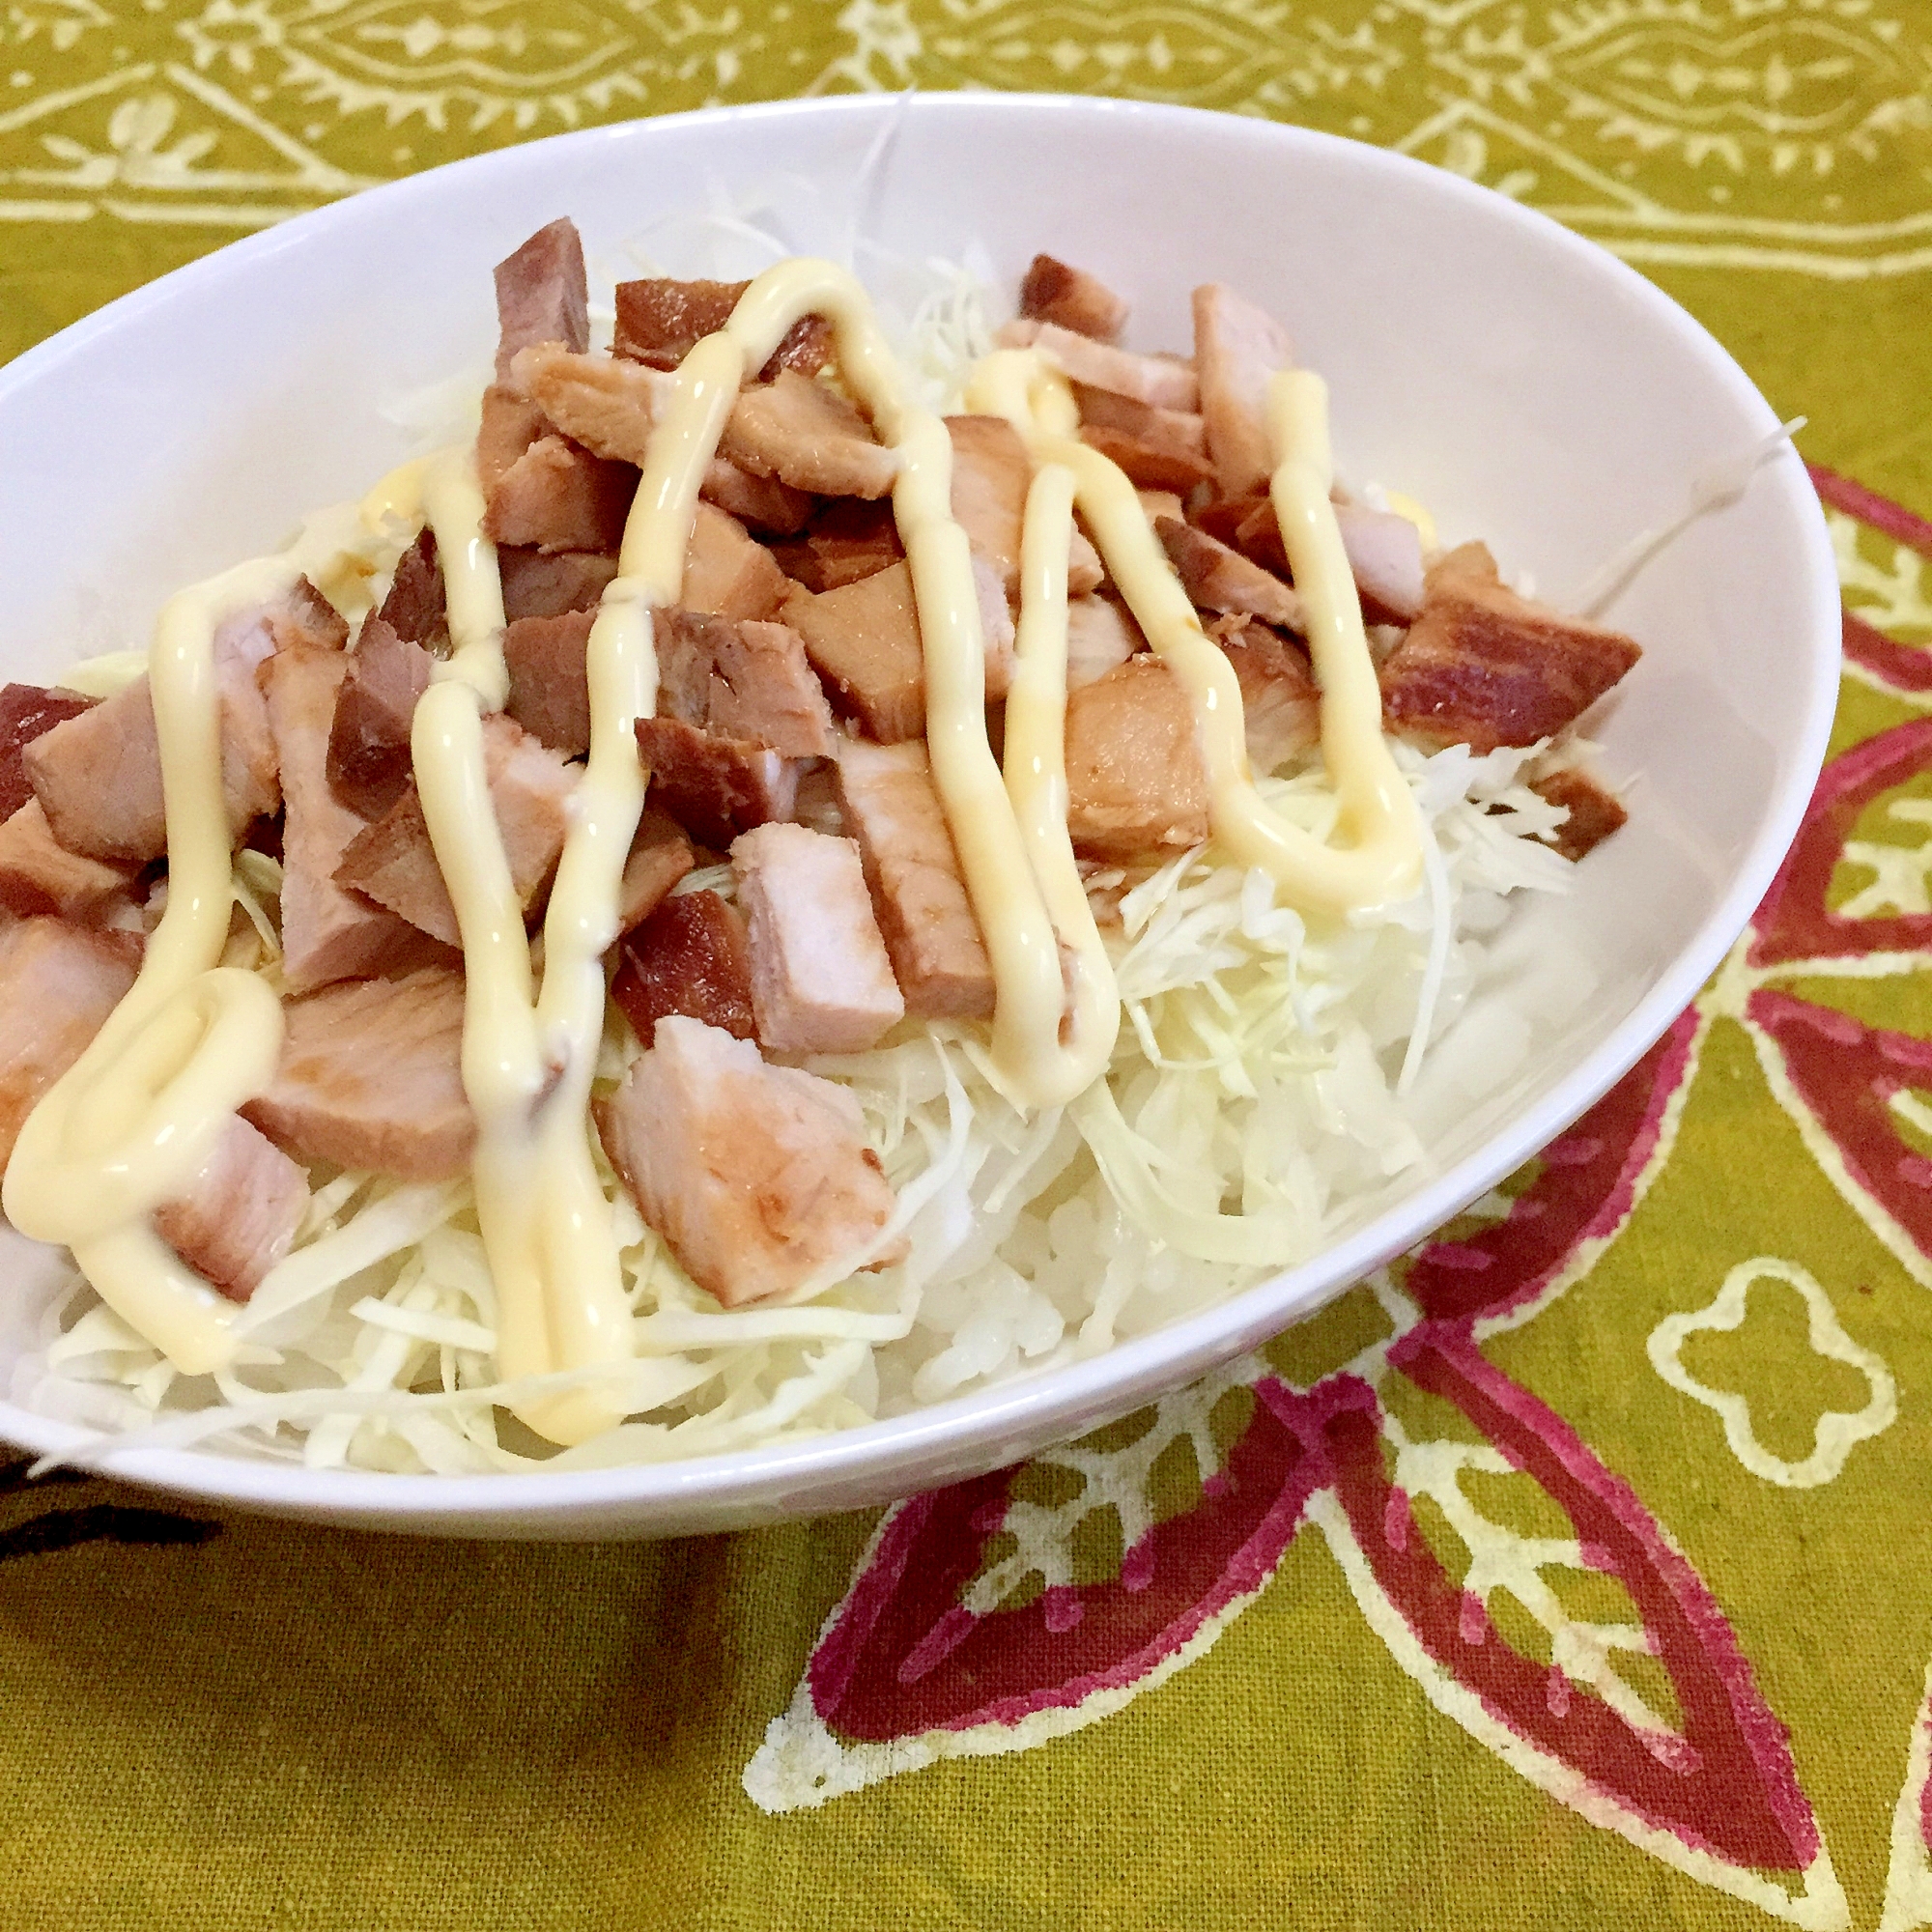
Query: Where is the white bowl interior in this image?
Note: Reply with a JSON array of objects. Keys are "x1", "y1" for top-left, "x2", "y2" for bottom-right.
[{"x1": 0, "y1": 95, "x2": 1838, "y2": 1535}]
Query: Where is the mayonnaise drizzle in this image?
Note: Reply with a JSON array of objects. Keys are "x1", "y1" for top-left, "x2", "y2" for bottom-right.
[
  {"x1": 3, "y1": 557, "x2": 296, "y2": 1376},
  {"x1": 1002, "y1": 462, "x2": 1120, "y2": 1098},
  {"x1": 967, "y1": 352, "x2": 1422, "y2": 917}
]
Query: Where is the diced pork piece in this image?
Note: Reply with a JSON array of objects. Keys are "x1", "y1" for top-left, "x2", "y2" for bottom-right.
[
  {"x1": 1070, "y1": 526, "x2": 1108, "y2": 595},
  {"x1": 493, "y1": 217, "x2": 588, "y2": 383},
  {"x1": 1530, "y1": 766, "x2": 1629, "y2": 862},
  {"x1": 498, "y1": 546, "x2": 618, "y2": 622},
  {"x1": 0, "y1": 684, "x2": 95, "y2": 821},
  {"x1": 1191, "y1": 489, "x2": 1268, "y2": 550},
  {"x1": 1137, "y1": 489, "x2": 1185, "y2": 526},
  {"x1": 270, "y1": 645, "x2": 435, "y2": 992},
  {"x1": 1379, "y1": 544, "x2": 1643, "y2": 753},
  {"x1": 377, "y1": 528, "x2": 448, "y2": 652},
  {"x1": 609, "y1": 889, "x2": 755, "y2": 1045},
  {"x1": 835, "y1": 740, "x2": 993, "y2": 1020},
  {"x1": 1335, "y1": 500, "x2": 1427, "y2": 625},
  {"x1": 683, "y1": 501, "x2": 789, "y2": 620},
  {"x1": 700, "y1": 459, "x2": 813, "y2": 536},
  {"x1": 503, "y1": 608, "x2": 594, "y2": 757},
  {"x1": 781, "y1": 565, "x2": 924, "y2": 744},
  {"x1": 656, "y1": 609, "x2": 838, "y2": 758},
  {"x1": 944, "y1": 413, "x2": 1105, "y2": 599},
  {"x1": 732, "y1": 821, "x2": 904, "y2": 1054},
  {"x1": 1076, "y1": 385, "x2": 1215, "y2": 495},
  {"x1": 596, "y1": 1016, "x2": 900, "y2": 1309},
  {"x1": 483, "y1": 435, "x2": 637, "y2": 554},
  {"x1": 636, "y1": 716, "x2": 801, "y2": 848},
  {"x1": 1082, "y1": 425, "x2": 1214, "y2": 495},
  {"x1": 1065, "y1": 656, "x2": 1209, "y2": 861},
  {"x1": 947, "y1": 413, "x2": 1030, "y2": 599},
  {"x1": 510, "y1": 344, "x2": 670, "y2": 469},
  {"x1": 336, "y1": 715, "x2": 575, "y2": 947},
  {"x1": 25, "y1": 679, "x2": 167, "y2": 864},
  {"x1": 475, "y1": 384, "x2": 550, "y2": 492},
  {"x1": 1215, "y1": 620, "x2": 1320, "y2": 772},
  {"x1": 1233, "y1": 496, "x2": 1291, "y2": 576},
  {"x1": 1018, "y1": 254, "x2": 1128, "y2": 343},
  {"x1": 993, "y1": 318, "x2": 1041, "y2": 351},
  {"x1": 23, "y1": 580, "x2": 329, "y2": 864},
  {"x1": 325, "y1": 613, "x2": 434, "y2": 821},
  {"x1": 974, "y1": 554, "x2": 1016, "y2": 701},
  {"x1": 152, "y1": 1115, "x2": 307, "y2": 1303},
  {"x1": 0, "y1": 800, "x2": 135, "y2": 922},
  {"x1": 0, "y1": 917, "x2": 136, "y2": 1175},
  {"x1": 1156, "y1": 516, "x2": 1303, "y2": 630},
  {"x1": 770, "y1": 497, "x2": 904, "y2": 593},
  {"x1": 721, "y1": 371, "x2": 897, "y2": 500},
  {"x1": 1030, "y1": 321, "x2": 1199, "y2": 412},
  {"x1": 243, "y1": 968, "x2": 474, "y2": 1181},
  {"x1": 612, "y1": 277, "x2": 832, "y2": 380},
  {"x1": 1192, "y1": 283, "x2": 1293, "y2": 498},
  {"x1": 614, "y1": 807, "x2": 695, "y2": 935},
  {"x1": 1066, "y1": 594, "x2": 1145, "y2": 691}
]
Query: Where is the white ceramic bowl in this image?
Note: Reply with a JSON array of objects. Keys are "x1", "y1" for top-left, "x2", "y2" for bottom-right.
[{"x1": 0, "y1": 94, "x2": 1838, "y2": 1536}]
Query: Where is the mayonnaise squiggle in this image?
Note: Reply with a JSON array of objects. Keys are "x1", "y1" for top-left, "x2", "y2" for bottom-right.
[
  {"x1": 1, "y1": 556, "x2": 300, "y2": 1376},
  {"x1": 967, "y1": 349, "x2": 1422, "y2": 917}
]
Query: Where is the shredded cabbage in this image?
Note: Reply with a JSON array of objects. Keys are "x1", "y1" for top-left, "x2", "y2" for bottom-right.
[{"x1": 13, "y1": 223, "x2": 1596, "y2": 1476}]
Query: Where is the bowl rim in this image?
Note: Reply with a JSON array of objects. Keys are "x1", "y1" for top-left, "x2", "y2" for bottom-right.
[{"x1": 0, "y1": 89, "x2": 1843, "y2": 1527}]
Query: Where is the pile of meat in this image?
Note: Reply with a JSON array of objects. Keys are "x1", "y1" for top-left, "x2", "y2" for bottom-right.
[{"x1": 0, "y1": 221, "x2": 1640, "y2": 1323}]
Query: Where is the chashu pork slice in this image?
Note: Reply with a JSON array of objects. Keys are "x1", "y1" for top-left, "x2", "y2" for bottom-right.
[
  {"x1": 335, "y1": 714, "x2": 575, "y2": 949},
  {"x1": 614, "y1": 809, "x2": 696, "y2": 936},
  {"x1": 242, "y1": 967, "x2": 474, "y2": 1181},
  {"x1": 1064, "y1": 655, "x2": 1210, "y2": 862},
  {"x1": 152, "y1": 1116, "x2": 308, "y2": 1303},
  {"x1": 270, "y1": 643, "x2": 441, "y2": 992},
  {"x1": 1018, "y1": 321, "x2": 1199, "y2": 412},
  {"x1": 834, "y1": 739, "x2": 993, "y2": 1020},
  {"x1": 636, "y1": 716, "x2": 802, "y2": 851},
  {"x1": 944, "y1": 415, "x2": 1104, "y2": 602},
  {"x1": 376, "y1": 527, "x2": 448, "y2": 652},
  {"x1": 1155, "y1": 516, "x2": 1303, "y2": 631},
  {"x1": 780, "y1": 564, "x2": 924, "y2": 744},
  {"x1": 731, "y1": 821, "x2": 904, "y2": 1054},
  {"x1": 1379, "y1": 544, "x2": 1642, "y2": 753},
  {"x1": 1192, "y1": 283, "x2": 1293, "y2": 499},
  {"x1": 499, "y1": 546, "x2": 618, "y2": 624},
  {"x1": 612, "y1": 276, "x2": 832, "y2": 379},
  {"x1": 682, "y1": 501, "x2": 789, "y2": 621},
  {"x1": 596, "y1": 1016, "x2": 901, "y2": 1309},
  {"x1": 1213, "y1": 619, "x2": 1321, "y2": 774},
  {"x1": 503, "y1": 609, "x2": 595, "y2": 758},
  {"x1": 0, "y1": 918, "x2": 137, "y2": 1176},
  {"x1": 722, "y1": 371, "x2": 899, "y2": 501},
  {"x1": 0, "y1": 683, "x2": 95, "y2": 822},
  {"x1": 655, "y1": 608, "x2": 837, "y2": 758},
  {"x1": 1333, "y1": 500, "x2": 1428, "y2": 626},
  {"x1": 1065, "y1": 593, "x2": 1145, "y2": 691},
  {"x1": 1075, "y1": 386, "x2": 1215, "y2": 496},
  {"x1": 609, "y1": 889, "x2": 756, "y2": 1048},
  {"x1": 482, "y1": 432, "x2": 637, "y2": 555},
  {"x1": 325, "y1": 613, "x2": 434, "y2": 822},
  {"x1": 492, "y1": 217, "x2": 588, "y2": 382},
  {"x1": 1018, "y1": 254, "x2": 1128, "y2": 343},
  {"x1": 700, "y1": 459, "x2": 813, "y2": 536},
  {"x1": 510, "y1": 344, "x2": 668, "y2": 468},
  {"x1": 24, "y1": 577, "x2": 344, "y2": 866},
  {"x1": 0, "y1": 800, "x2": 137, "y2": 923}
]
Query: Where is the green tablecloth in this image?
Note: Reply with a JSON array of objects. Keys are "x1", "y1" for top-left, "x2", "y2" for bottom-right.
[{"x1": 3, "y1": 4, "x2": 1931, "y2": 1926}]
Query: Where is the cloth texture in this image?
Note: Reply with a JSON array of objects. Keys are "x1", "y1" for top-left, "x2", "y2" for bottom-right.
[{"x1": 2, "y1": 2, "x2": 1931, "y2": 1926}]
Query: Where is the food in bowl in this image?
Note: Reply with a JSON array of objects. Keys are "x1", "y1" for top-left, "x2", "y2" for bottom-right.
[{"x1": 0, "y1": 215, "x2": 1647, "y2": 1474}]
